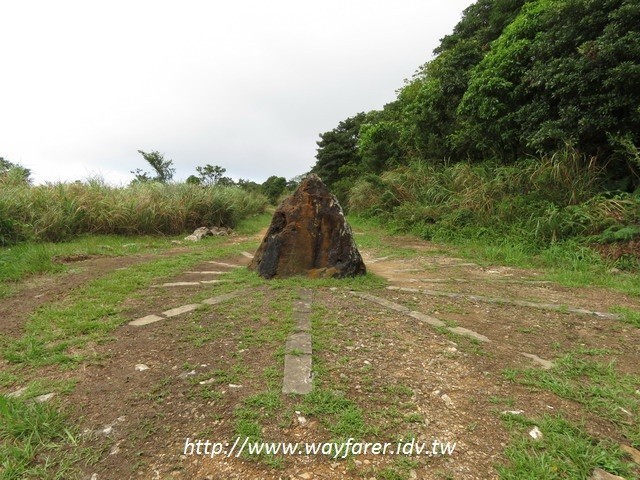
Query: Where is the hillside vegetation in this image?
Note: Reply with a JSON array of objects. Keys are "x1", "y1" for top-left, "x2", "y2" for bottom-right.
[{"x1": 312, "y1": 0, "x2": 640, "y2": 270}]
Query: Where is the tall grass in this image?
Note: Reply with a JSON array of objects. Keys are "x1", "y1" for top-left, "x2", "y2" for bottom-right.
[
  {"x1": 0, "y1": 178, "x2": 268, "y2": 245},
  {"x1": 349, "y1": 147, "x2": 640, "y2": 249}
]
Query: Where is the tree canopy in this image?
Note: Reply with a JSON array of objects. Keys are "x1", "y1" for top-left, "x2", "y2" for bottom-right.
[{"x1": 312, "y1": 0, "x2": 640, "y2": 193}]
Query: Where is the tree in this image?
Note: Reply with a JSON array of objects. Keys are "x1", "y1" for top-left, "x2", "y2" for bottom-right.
[
  {"x1": 194, "y1": 164, "x2": 234, "y2": 186},
  {"x1": 312, "y1": 113, "x2": 367, "y2": 187},
  {"x1": 261, "y1": 176, "x2": 287, "y2": 204},
  {"x1": 131, "y1": 150, "x2": 175, "y2": 183},
  {"x1": 0, "y1": 157, "x2": 31, "y2": 184},
  {"x1": 456, "y1": 0, "x2": 640, "y2": 181}
]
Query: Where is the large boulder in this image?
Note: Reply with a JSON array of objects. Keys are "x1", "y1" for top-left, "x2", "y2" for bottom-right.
[{"x1": 249, "y1": 174, "x2": 366, "y2": 279}]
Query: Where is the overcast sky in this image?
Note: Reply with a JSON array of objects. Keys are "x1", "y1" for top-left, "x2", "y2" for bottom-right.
[{"x1": 1, "y1": 0, "x2": 474, "y2": 185}]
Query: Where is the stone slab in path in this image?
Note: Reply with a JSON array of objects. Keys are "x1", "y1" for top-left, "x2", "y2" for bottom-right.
[
  {"x1": 387, "y1": 286, "x2": 621, "y2": 320},
  {"x1": 282, "y1": 289, "x2": 313, "y2": 395},
  {"x1": 129, "y1": 314, "x2": 165, "y2": 326},
  {"x1": 350, "y1": 291, "x2": 490, "y2": 343},
  {"x1": 282, "y1": 355, "x2": 312, "y2": 395},
  {"x1": 162, "y1": 304, "x2": 202, "y2": 318}
]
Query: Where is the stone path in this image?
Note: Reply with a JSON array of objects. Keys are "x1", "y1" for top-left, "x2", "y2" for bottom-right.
[
  {"x1": 386, "y1": 286, "x2": 621, "y2": 320},
  {"x1": 128, "y1": 291, "x2": 245, "y2": 326},
  {"x1": 282, "y1": 288, "x2": 313, "y2": 394},
  {"x1": 351, "y1": 290, "x2": 556, "y2": 369},
  {"x1": 128, "y1": 254, "x2": 317, "y2": 396}
]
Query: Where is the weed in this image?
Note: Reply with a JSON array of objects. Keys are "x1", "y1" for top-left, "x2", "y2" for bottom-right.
[
  {"x1": 0, "y1": 395, "x2": 93, "y2": 479},
  {"x1": 498, "y1": 414, "x2": 636, "y2": 479}
]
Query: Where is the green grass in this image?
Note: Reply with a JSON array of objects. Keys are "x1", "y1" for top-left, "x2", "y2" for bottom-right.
[
  {"x1": 300, "y1": 389, "x2": 371, "y2": 440},
  {"x1": 0, "y1": 178, "x2": 268, "y2": 245},
  {"x1": 0, "y1": 395, "x2": 93, "y2": 480},
  {"x1": 498, "y1": 414, "x2": 636, "y2": 479},
  {"x1": 503, "y1": 350, "x2": 639, "y2": 448},
  {"x1": 610, "y1": 306, "x2": 640, "y2": 328}
]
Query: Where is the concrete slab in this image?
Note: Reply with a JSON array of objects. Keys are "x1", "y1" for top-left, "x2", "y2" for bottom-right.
[
  {"x1": 185, "y1": 271, "x2": 225, "y2": 274},
  {"x1": 286, "y1": 332, "x2": 312, "y2": 355},
  {"x1": 162, "y1": 304, "x2": 201, "y2": 318},
  {"x1": 282, "y1": 355, "x2": 312, "y2": 394},
  {"x1": 521, "y1": 352, "x2": 553, "y2": 369},
  {"x1": 408, "y1": 311, "x2": 446, "y2": 328},
  {"x1": 158, "y1": 282, "x2": 201, "y2": 287},
  {"x1": 448, "y1": 326, "x2": 490, "y2": 343},
  {"x1": 350, "y1": 291, "x2": 410, "y2": 313},
  {"x1": 292, "y1": 310, "x2": 311, "y2": 331},
  {"x1": 207, "y1": 261, "x2": 241, "y2": 268},
  {"x1": 129, "y1": 314, "x2": 165, "y2": 326},
  {"x1": 201, "y1": 290, "x2": 244, "y2": 305}
]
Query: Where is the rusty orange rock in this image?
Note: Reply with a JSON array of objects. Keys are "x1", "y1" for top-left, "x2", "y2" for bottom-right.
[{"x1": 249, "y1": 174, "x2": 366, "y2": 279}]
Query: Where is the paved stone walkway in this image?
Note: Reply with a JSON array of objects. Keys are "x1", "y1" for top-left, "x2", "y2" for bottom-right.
[{"x1": 282, "y1": 288, "x2": 313, "y2": 394}]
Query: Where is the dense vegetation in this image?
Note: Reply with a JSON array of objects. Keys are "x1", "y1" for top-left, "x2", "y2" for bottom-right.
[
  {"x1": 0, "y1": 173, "x2": 267, "y2": 246},
  {"x1": 312, "y1": 0, "x2": 640, "y2": 268}
]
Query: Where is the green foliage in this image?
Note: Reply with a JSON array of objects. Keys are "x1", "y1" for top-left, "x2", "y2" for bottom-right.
[
  {"x1": 0, "y1": 178, "x2": 268, "y2": 245},
  {"x1": 0, "y1": 395, "x2": 88, "y2": 478},
  {"x1": 261, "y1": 175, "x2": 287, "y2": 205},
  {"x1": 457, "y1": 0, "x2": 640, "y2": 180},
  {"x1": 312, "y1": 113, "x2": 367, "y2": 188},
  {"x1": 498, "y1": 414, "x2": 635, "y2": 479},
  {"x1": 312, "y1": 0, "x2": 640, "y2": 204},
  {"x1": 131, "y1": 150, "x2": 175, "y2": 183},
  {"x1": 348, "y1": 154, "x2": 640, "y2": 254},
  {"x1": 0, "y1": 157, "x2": 31, "y2": 185},
  {"x1": 194, "y1": 164, "x2": 234, "y2": 186}
]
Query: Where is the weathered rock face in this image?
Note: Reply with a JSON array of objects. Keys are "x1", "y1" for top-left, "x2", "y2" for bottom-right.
[{"x1": 249, "y1": 174, "x2": 366, "y2": 279}]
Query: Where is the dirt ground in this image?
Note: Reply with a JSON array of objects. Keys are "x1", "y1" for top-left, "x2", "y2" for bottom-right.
[{"x1": 1, "y1": 229, "x2": 639, "y2": 480}]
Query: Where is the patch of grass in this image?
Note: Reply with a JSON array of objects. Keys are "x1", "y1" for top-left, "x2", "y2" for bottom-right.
[
  {"x1": 300, "y1": 389, "x2": 371, "y2": 440},
  {"x1": 498, "y1": 414, "x2": 636, "y2": 479},
  {"x1": 610, "y1": 306, "x2": 640, "y2": 328},
  {"x1": 0, "y1": 395, "x2": 93, "y2": 479},
  {"x1": 1, "y1": 238, "x2": 259, "y2": 367},
  {"x1": 505, "y1": 350, "x2": 639, "y2": 447}
]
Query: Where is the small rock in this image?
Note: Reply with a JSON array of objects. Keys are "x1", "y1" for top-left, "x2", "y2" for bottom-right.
[
  {"x1": 297, "y1": 416, "x2": 307, "y2": 425},
  {"x1": 589, "y1": 468, "x2": 626, "y2": 480},
  {"x1": 35, "y1": 392, "x2": 56, "y2": 403},
  {"x1": 135, "y1": 364, "x2": 149, "y2": 371},
  {"x1": 529, "y1": 426, "x2": 543, "y2": 440},
  {"x1": 199, "y1": 378, "x2": 216, "y2": 385},
  {"x1": 7, "y1": 387, "x2": 28, "y2": 398},
  {"x1": 228, "y1": 384, "x2": 242, "y2": 389},
  {"x1": 501, "y1": 410, "x2": 524, "y2": 415},
  {"x1": 179, "y1": 370, "x2": 196, "y2": 379},
  {"x1": 410, "y1": 470, "x2": 418, "y2": 479},
  {"x1": 298, "y1": 473, "x2": 312, "y2": 480},
  {"x1": 441, "y1": 394, "x2": 454, "y2": 408}
]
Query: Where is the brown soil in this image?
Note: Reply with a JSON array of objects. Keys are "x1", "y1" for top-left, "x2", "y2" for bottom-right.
[{"x1": 1, "y1": 231, "x2": 639, "y2": 480}]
